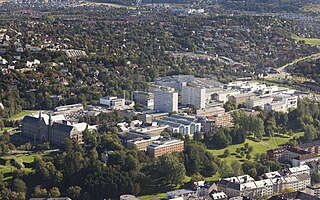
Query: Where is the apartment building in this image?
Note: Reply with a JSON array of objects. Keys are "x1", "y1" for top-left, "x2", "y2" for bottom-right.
[
  {"x1": 154, "y1": 86, "x2": 178, "y2": 113},
  {"x1": 218, "y1": 173, "x2": 311, "y2": 199},
  {"x1": 296, "y1": 140, "x2": 320, "y2": 154},
  {"x1": 207, "y1": 113, "x2": 234, "y2": 128},
  {"x1": 181, "y1": 85, "x2": 206, "y2": 109},
  {"x1": 147, "y1": 137, "x2": 184, "y2": 158}
]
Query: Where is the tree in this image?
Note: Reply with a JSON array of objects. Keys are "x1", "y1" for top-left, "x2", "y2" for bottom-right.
[
  {"x1": 223, "y1": 149, "x2": 230, "y2": 158},
  {"x1": 218, "y1": 160, "x2": 233, "y2": 178},
  {"x1": 143, "y1": 154, "x2": 186, "y2": 188},
  {"x1": 230, "y1": 160, "x2": 243, "y2": 176},
  {"x1": 32, "y1": 185, "x2": 47, "y2": 198},
  {"x1": 311, "y1": 172, "x2": 320, "y2": 184},
  {"x1": 11, "y1": 179, "x2": 27, "y2": 193},
  {"x1": 67, "y1": 186, "x2": 82, "y2": 199},
  {"x1": 49, "y1": 187, "x2": 60, "y2": 198},
  {"x1": 304, "y1": 124, "x2": 317, "y2": 142}
]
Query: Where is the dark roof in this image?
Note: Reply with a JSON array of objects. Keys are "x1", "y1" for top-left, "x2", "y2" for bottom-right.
[
  {"x1": 286, "y1": 147, "x2": 309, "y2": 155},
  {"x1": 299, "y1": 140, "x2": 320, "y2": 149},
  {"x1": 296, "y1": 173, "x2": 311, "y2": 181},
  {"x1": 217, "y1": 179, "x2": 240, "y2": 190},
  {"x1": 22, "y1": 115, "x2": 40, "y2": 123},
  {"x1": 52, "y1": 123, "x2": 74, "y2": 133},
  {"x1": 268, "y1": 191, "x2": 320, "y2": 200}
]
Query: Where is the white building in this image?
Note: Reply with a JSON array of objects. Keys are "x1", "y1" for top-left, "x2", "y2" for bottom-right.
[
  {"x1": 154, "y1": 87, "x2": 178, "y2": 113},
  {"x1": 100, "y1": 96, "x2": 125, "y2": 108},
  {"x1": 289, "y1": 165, "x2": 311, "y2": 176},
  {"x1": 246, "y1": 97, "x2": 273, "y2": 109},
  {"x1": 132, "y1": 91, "x2": 154, "y2": 110},
  {"x1": 182, "y1": 85, "x2": 206, "y2": 109},
  {"x1": 154, "y1": 75, "x2": 195, "y2": 91},
  {"x1": 212, "y1": 90, "x2": 240, "y2": 103}
]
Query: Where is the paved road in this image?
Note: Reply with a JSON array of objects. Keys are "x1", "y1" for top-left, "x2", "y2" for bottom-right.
[{"x1": 276, "y1": 52, "x2": 320, "y2": 73}]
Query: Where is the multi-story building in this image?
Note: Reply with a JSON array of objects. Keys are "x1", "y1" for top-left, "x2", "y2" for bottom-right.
[
  {"x1": 127, "y1": 137, "x2": 159, "y2": 151},
  {"x1": 289, "y1": 165, "x2": 311, "y2": 176},
  {"x1": 267, "y1": 146, "x2": 289, "y2": 160},
  {"x1": 306, "y1": 184, "x2": 320, "y2": 198},
  {"x1": 181, "y1": 85, "x2": 206, "y2": 109},
  {"x1": 147, "y1": 137, "x2": 184, "y2": 158},
  {"x1": 296, "y1": 140, "x2": 320, "y2": 154},
  {"x1": 264, "y1": 101, "x2": 288, "y2": 113},
  {"x1": 100, "y1": 96, "x2": 125, "y2": 108},
  {"x1": 132, "y1": 91, "x2": 154, "y2": 110},
  {"x1": 22, "y1": 113, "x2": 95, "y2": 145},
  {"x1": 218, "y1": 173, "x2": 311, "y2": 199},
  {"x1": 246, "y1": 96, "x2": 273, "y2": 109},
  {"x1": 196, "y1": 106, "x2": 225, "y2": 117},
  {"x1": 228, "y1": 93, "x2": 257, "y2": 106},
  {"x1": 154, "y1": 75, "x2": 195, "y2": 91},
  {"x1": 212, "y1": 90, "x2": 240, "y2": 103},
  {"x1": 154, "y1": 86, "x2": 178, "y2": 113},
  {"x1": 207, "y1": 113, "x2": 234, "y2": 128},
  {"x1": 54, "y1": 103, "x2": 84, "y2": 113},
  {"x1": 292, "y1": 154, "x2": 320, "y2": 167},
  {"x1": 154, "y1": 114, "x2": 201, "y2": 136}
]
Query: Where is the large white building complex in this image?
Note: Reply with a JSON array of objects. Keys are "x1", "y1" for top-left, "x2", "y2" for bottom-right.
[
  {"x1": 182, "y1": 85, "x2": 206, "y2": 109},
  {"x1": 154, "y1": 86, "x2": 178, "y2": 113}
]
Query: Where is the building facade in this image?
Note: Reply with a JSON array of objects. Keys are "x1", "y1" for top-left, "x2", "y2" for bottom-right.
[
  {"x1": 181, "y1": 85, "x2": 206, "y2": 109},
  {"x1": 154, "y1": 86, "x2": 178, "y2": 113},
  {"x1": 132, "y1": 91, "x2": 154, "y2": 110},
  {"x1": 147, "y1": 137, "x2": 184, "y2": 158}
]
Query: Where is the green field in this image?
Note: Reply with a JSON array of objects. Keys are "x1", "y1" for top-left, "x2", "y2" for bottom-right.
[
  {"x1": 0, "y1": 153, "x2": 47, "y2": 180},
  {"x1": 139, "y1": 193, "x2": 166, "y2": 200},
  {"x1": 208, "y1": 132, "x2": 304, "y2": 164},
  {"x1": 292, "y1": 35, "x2": 320, "y2": 46},
  {"x1": 8, "y1": 110, "x2": 35, "y2": 121}
]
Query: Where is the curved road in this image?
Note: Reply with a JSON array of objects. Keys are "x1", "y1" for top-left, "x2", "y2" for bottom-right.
[{"x1": 276, "y1": 52, "x2": 320, "y2": 73}]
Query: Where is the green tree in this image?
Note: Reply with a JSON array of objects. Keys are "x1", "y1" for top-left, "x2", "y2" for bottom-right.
[
  {"x1": 230, "y1": 160, "x2": 243, "y2": 176},
  {"x1": 49, "y1": 187, "x2": 60, "y2": 197},
  {"x1": 311, "y1": 172, "x2": 320, "y2": 184},
  {"x1": 32, "y1": 185, "x2": 47, "y2": 198},
  {"x1": 66, "y1": 186, "x2": 82, "y2": 199},
  {"x1": 11, "y1": 179, "x2": 27, "y2": 193},
  {"x1": 218, "y1": 160, "x2": 233, "y2": 178},
  {"x1": 143, "y1": 154, "x2": 186, "y2": 188}
]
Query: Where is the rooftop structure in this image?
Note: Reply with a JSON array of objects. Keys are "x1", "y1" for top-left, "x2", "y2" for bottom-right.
[
  {"x1": 154, "y1": 114, "x2": 201, "y2": 136},
  {"x1": 147, "y1": 137, "x2": 184, "y2": 158}
]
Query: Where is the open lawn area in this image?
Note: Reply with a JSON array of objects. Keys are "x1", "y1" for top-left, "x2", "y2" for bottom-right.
[
  {"x1": 139, "y1": 193, "x2": 166, "y2": 200},
  {"x1": 208, "y1": 132, "x2": 304, "y2": 165},
  {"x1": 292, "y1": 35, "x2": 320, "y2": 46},
  {"x1": 0, "y1": 152, "x2": 49, "y2": 180},
  {"x1": 8, "y1": 110, "x2": 36, "y2": 121}
]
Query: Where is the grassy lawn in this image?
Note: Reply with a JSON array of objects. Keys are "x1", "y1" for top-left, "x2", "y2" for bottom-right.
[
  {"x1": 0, "y1": 153, "x2": 45, "y2": 180},
  {"x1": 139, "y1": 193, "x2": 166, "y2": 200},
  {"x1": 292, "y1": 35, "x2": 320, "y2": 46},
  {"x1": 8, "y1": 110, "x2": 34, "y2": 121},
  {"x1": 208, "y1": 132, "x2": 304, "y2": 164}
]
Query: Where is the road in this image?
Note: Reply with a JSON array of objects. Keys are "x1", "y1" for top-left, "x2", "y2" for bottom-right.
[{"x1": 276, "y1": 52, "x2": 320, "y2": 73}]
